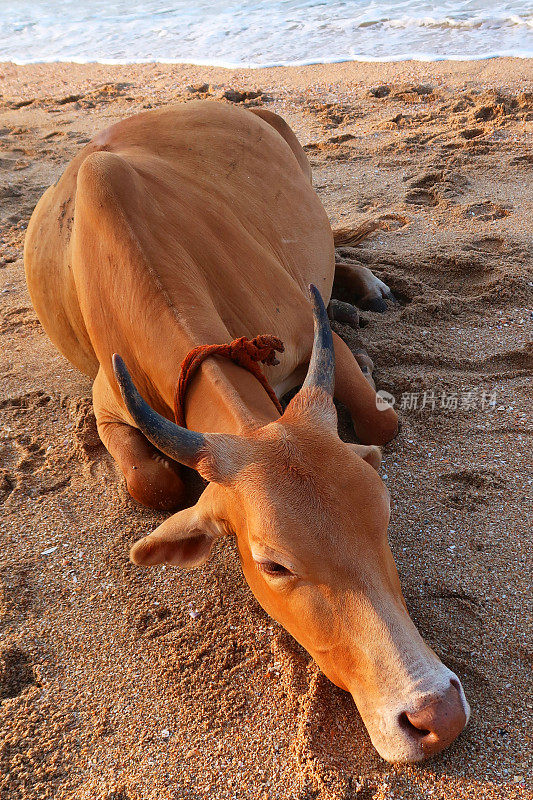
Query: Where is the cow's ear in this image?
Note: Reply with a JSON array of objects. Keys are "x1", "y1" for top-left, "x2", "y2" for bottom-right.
[
  {"x1": 348, "y1": 443, "x2": 382, "y2": 471},
  {"x1": 130, "y1": 503, "x2": 224, "y2": 569}
]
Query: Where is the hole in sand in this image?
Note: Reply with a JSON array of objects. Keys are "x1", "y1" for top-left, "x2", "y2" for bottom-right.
[{"x1": 0, "y1": 646, "x2": 35, "y2": 700}]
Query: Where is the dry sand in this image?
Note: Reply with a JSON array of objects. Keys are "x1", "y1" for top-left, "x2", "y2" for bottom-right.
[{"x1": 0, "y1": 58, "x2": 532, "y2": 799}]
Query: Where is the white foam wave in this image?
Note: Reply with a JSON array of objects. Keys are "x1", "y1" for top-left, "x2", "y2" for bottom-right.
[
  {"x1": 0, "y1": 0, "x2": 532, "y2": 67},
  {"x1": 7, "y1": 51, "x2": 533, "y2": 68}
]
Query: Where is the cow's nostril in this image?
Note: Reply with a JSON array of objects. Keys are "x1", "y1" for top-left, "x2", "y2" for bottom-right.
[
  {"x1": 398, "y1": 711, "x2": 430, "y2": 739},
  {"x1": 399, "y1": 680, "x2": 467, "y2": 756}
]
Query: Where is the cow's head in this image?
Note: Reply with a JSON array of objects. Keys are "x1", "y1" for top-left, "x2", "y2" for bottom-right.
[{"x1": 113, "y1": 286, "x2": 469, "y2": 763}]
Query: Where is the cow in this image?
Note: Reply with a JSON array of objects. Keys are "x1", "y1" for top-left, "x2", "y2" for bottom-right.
[{"x1": 24, "y1": 100, "x2": 469, "y2": 762}]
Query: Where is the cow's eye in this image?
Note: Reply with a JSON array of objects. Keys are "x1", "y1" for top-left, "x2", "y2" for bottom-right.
[{"x1": 257, "y1": 560, "x2": 293, "y2": 578}]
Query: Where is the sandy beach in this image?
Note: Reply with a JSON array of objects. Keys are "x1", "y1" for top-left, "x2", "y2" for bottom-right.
[{"x1": 0, "y1": 58, "x2": 532, "y2": 799}]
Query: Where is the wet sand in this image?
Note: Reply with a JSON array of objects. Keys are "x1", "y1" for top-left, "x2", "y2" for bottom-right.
[{"x1": 0, "y1": 58, "x2": 532, "y2": 799}]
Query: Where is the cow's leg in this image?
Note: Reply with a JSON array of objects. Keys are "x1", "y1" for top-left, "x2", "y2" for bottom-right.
[
  {"x1": 327, "y1": 301, "x2": 376, "y2": 387},
  {"x1": 332, "y1": 332, "x2": 398, "y2": 445},
  {"x1": 93, "y1": 367, "x2": 186, "y2": 510},
  {"x1": 334, "y1": 260, "x2": 395, "y2": 312}
]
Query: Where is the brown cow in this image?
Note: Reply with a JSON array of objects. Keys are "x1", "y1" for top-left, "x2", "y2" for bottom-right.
[{"x1": 25, "y1": 101, "x2": 469, "y2": 762}]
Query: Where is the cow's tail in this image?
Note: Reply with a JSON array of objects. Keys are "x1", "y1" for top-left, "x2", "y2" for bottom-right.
[{"x1": 332, "y1": 220, "x2": 380, "y2": 248}]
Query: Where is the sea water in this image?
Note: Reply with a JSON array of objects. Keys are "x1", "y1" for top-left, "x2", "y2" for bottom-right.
[{"x1": 0, "y1": 0, "x2": 531, "y2": 66}]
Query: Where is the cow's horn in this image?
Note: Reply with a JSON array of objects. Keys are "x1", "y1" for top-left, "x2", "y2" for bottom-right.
[
  {"x1": 112, "y1": 354, "x2": 206, "y2": 468},
  {"x1": 301, "y1": 284, "x2": 335, "y2": 395}
]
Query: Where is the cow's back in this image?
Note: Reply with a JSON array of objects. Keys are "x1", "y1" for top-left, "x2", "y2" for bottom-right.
[{"x1": 25, "y1": 101, "x2": 334, "y2": 383}]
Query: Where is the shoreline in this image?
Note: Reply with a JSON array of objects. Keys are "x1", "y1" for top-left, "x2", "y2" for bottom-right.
[{"x1": 4, "y1": 51, "x2": 533, "y2": 68}]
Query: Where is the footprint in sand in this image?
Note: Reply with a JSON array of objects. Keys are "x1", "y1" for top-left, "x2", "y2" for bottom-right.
[
  {"x1": 407, "y1": 170, "x2": 443, "y2": 189},
  {"x1": 304, "y1": 132, "x2": 359, "y2": 163},
  {"x1": 64, "y1": 397, "x2": 103, "y2": 459},
  {"x1": 6, "y1": 99, "x2": 34, "y2": 110},
  {"x1": 0, "y1": 394, "x2": 81, "y2": 499},
  {"x1": 0, "y1": 391, "x2": 51, "y2": 411},
  {"x1": 10, "y1": 436, "x2": 46, "y2": 475},
  {"x1": 0, "y1": 155, "x2": 20, "y2": 170},
  {"x1": 0, "y1": 471, "x2": 15, "y2": 503},
  {"x1": 459, "y1": 127, "x2": 485, "y2": 140},
  {"x1": 405, "y1": 187, "x2": 439, "y2": 207},
  {"x1": 451, "y1": 96, "x2": 476, "y2": 113},
  {"x1": 405, "y1": 169, "x2": 469, "y2": 202},
  {"x1": 370, "y1": 83, "x2": 438, "y2": 104},
  {"x1": 442, "y1": 171, "x2": 470, "y2": 199},
  {"x1": 450, "y1": 89, "x2": 532, "y2": 122},
  {"x1": 0, "y1": 247, "x2": 20, "y2": 268},
  {"x1": 369, "y1": 84, "x2": 391, "y2": 98},
  {"x1": 305, "y1": 100, "x2": 361, "y2": 129},
  {"x1": 223, "y1": 88, "x2": 267, "y2": 105},
  {"x1": 41, "y1": 130, "x2": 66, "y2": 141},
  {"x1": 0, "y1": 306, "x2": 39, "y2": 335},
  {"x1": 42, "y1": 82, "x2": 135, "y2": 111},
  {"x1": 465, "y1": 235, "x2": 505, "y2": 254},
  {"x1": 392, "y1": 84, "x2": 438, "y2": 103},
  {"x1": 0, "y1": 646, "x2": 36, "y2": 700},
  {"x1": 186, "y1": 82, "x2": 213, "y2": 96},
  {"x1": 510, "y1": 153, "x2": 533, "y2": 167},
  {"x1": 377, "y1": 212, "x2": 411, "y2": 231},
  {"x1": 0, "y1": 184, "x2": 23, "y2": 199},
  {"x1": 474, "y1": 105, "x2": 500, "y2": 122},
  {"x1": 0, "y1": 562, "x2": 40, "y2": 623},
  {"x1": 462, "y1": 200, "x2": 512, "y2": 221},
  {"x1": 135, "y1": 606, "x2": 178, "y2": 641},
  {"x1": 439, "y1": 467, "x2": 506, "y2": 510}
]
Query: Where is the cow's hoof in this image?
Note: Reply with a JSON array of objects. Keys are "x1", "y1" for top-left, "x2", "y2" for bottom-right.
[
  {"x1": 354, "y1": 349, "x2": 376, "y2": 389},
  {"x1": 363, "y1": 296, "x2": 388, "y2": 313},
  {"x1": 360, "y1": 289, "x2": 396, "y2": 313},
  {"x1": 328, "y1": 298, "x2": 360, "y2": 329},
  {"x1": 359, "y1": 272, "x2": 397, "y2": 312}
]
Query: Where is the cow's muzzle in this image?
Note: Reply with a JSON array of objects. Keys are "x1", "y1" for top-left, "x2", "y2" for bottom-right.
[{"x1": 358, "y1": 669, "x2": 470, "y2": 763}]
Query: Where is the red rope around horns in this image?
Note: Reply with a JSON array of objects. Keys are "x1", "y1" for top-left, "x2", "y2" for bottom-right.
[{"x1": 173, "y1": 335, "x2": 285, "y2": 427}]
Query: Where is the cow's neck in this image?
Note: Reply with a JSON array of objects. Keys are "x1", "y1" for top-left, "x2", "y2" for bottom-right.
[{"x1": 170, "y1": 357, "x2": 280, "y2": 435}]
